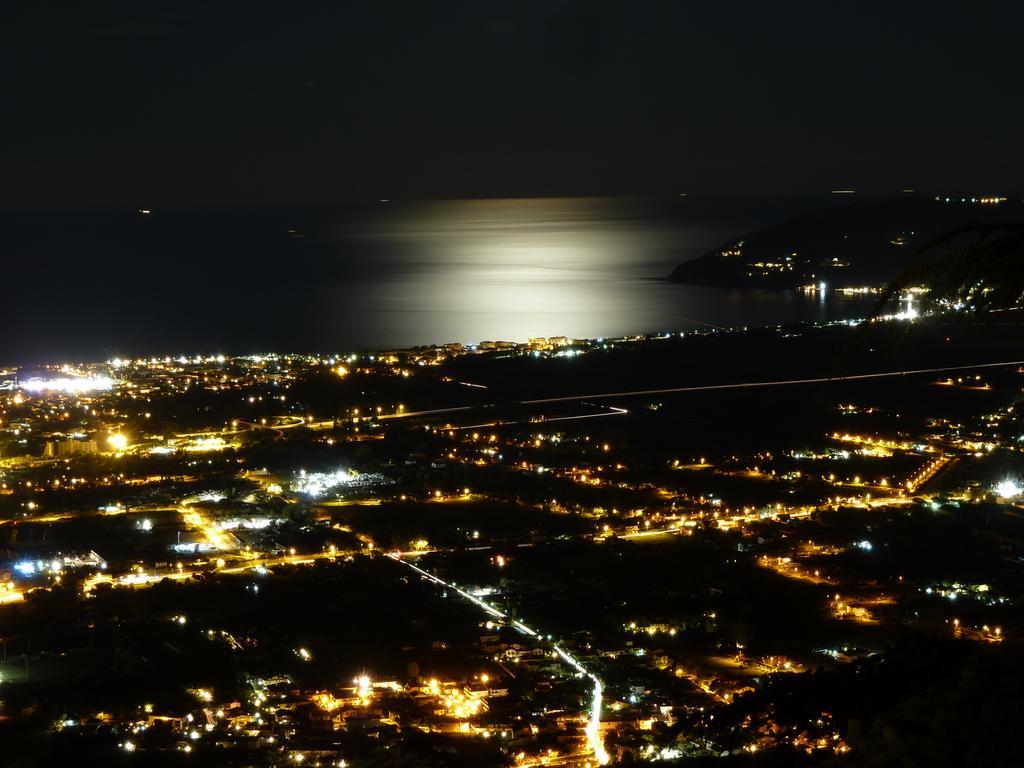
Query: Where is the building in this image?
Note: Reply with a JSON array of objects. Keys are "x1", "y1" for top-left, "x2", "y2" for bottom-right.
[{"x1": 44, "y1": 439, "x2": 98, "y2": 459}]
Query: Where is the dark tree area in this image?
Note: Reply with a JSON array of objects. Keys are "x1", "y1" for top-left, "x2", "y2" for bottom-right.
[{"x1": 827, "y1": 644, "x2": 1024, "y2": 768}]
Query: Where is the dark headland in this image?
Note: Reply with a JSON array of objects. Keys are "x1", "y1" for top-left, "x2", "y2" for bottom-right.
[{"x1": 668, "y1": 195, "x2": 1024, "y2": 289}]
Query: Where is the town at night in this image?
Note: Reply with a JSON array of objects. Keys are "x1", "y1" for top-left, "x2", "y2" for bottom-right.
[
  {"x1": 4, "y1": 1, "x2": 1024, "y2": 765},
  {"x1": 3, "y1": 310, "x2": 1024, "y2": 766}
]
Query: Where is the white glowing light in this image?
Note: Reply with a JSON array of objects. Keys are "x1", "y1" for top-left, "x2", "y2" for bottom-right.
[
  {"x1": 994, "y1": 479, "x2": 1022, "y2": 498},
  {"x1": 218, "y1": 517, "x2": 273, "y2": 530},
  {"x1": 894, "y1": 294, "x2": 919, "y2": 321},
  {"x1": 292, "y1": 468, "x2": 356, "y2": 497},
  {"x1": 355, "y1": 674, "x2": 372, "y2": 698},
  {"x1": 20, "y1": 375, "x2": 114, "y2": 394},
  {"x1": 650, "y1": 747, "x2": 683, "y2": 760}
]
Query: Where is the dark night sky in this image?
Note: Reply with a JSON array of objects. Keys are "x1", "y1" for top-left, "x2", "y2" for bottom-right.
[{"x1": 2, "y1": 1, "x2": 1022, "y2": 205}]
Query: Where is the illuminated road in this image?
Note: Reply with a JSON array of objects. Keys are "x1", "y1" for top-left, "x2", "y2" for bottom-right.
[
  {"x1": 80, "y1": 548, "x2": 355, "y2": 596},
  {"x1": 233, "y1": 416, "x2": 306, "y2": 440},
  {"x1": 0, "y1": 502, "x2": 168, "y2": 528},
  {"x1": 904, "y1": 456, "x2": 956, "y2": 494},
  {"x1": 180, "y1": 506, "x2": 240, "y2": 551},
  {"x1": 387, "y1": 553, "x2": 610, "y2": 765}
]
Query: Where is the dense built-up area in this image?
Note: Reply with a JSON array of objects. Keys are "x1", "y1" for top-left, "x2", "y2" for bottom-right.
[{"x1": 1, "y1": 318, "x2": 1023, "y2": 766}]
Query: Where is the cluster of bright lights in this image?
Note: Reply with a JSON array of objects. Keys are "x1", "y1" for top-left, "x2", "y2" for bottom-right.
[
  {"x1": 20, "y1": 375, "x2": 114, "y2": 394},
  {"x1": 353, "y1": 674, "x2": 375, "y2": 705},
  {"x1": 14, "y1": 560, "x2": 55, "y2": 577},
  {"x1": 355, "y1": 674, "x2": 372, "y2": 696},
  {"x1": 12, "y1": 556, "x2": 80, "y2": 578},
  {"x1": 892, "y1": 294, "x2": 920, "y2": 321},
  {"x1": 643, "y1": 746, "x2": 684, "y2": 761},
  {"x1": 994, "y1": 479, "x2": 1022, "y2": 499},
  {"x1": 390, "y1": 554, "x2": 608, "y2": 764},
  {"x1": 443, "y1": 688, "x2": 483, "y2": 718},
  {"x1": 422, "y1": 676, "x2": 484, "y2": 718},
  {"x1": 110, "y1": 354, "x2": 227, "y2": 367},
  {"x1": 191, "y1": 687, "x2": 214, "y2": 703},
  {"x1": 171, "y1": 542, "x2": 218, "y2": 554},
  {"x1": 218, "y1": 516, "x2": 274, "y2": 531},
  {"x1": 185, "y1": 436, "x2": 229, "y2": 452},
  {"x1": 292, "y1": 468, "x2": 356, "y2": 497}
]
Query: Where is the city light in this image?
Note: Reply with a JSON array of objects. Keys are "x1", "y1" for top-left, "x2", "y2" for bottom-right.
[
  {"x1": 20, "y1": 375, "x2": 114, "y2": 394},
  {"x1": 292, "y1": 468, "x2": 356, "y2": 497},
  {"x1": 994, "y1": 479, "x2": 1022, "y2": 499},
  {"x1": 10, "y1": 6, "x2": 1024, "y2": 764},
  {"x1": 389, "y1": 553, "x2": 609, "y2": 764},
  {"x1": 4, "y1": 321, "x2": 1024, "y2": 764}
]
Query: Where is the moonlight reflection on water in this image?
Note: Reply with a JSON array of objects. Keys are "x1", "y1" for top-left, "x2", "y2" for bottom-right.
[{"x1": 327, "y1": 197, "x2": 870, "y2": 347}]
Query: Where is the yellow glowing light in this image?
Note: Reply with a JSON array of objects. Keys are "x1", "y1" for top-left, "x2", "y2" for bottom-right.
[
  {"x1": 108, "y1": 433, "x2": 129, "y2": 452},
  {"x1": 315, "y1": 693, "x2": 340, "y2": 712},
  {"x1": 355, "y1": 674, "x2": 372, "y2": 699}
]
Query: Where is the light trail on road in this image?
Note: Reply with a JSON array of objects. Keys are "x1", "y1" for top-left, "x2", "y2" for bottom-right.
[
  {"x1": 519, "y1": 359, "x2": 1024, "y2": 406},
  {"x1": 377, "y1": 405, "x2": 475, "y2": 420},
  {"x1": 359, "y1": 360, "x2": 1024, "y2": 425},
  {"x1": 233, "y1": 417, "x2": 306, "y2": 440},
  {"x1": 453, "y1": 405, "x2": 629, "y2": 431},
  {"x1": 387, "y1": 553, "x2": 610, "y2": 765}
]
